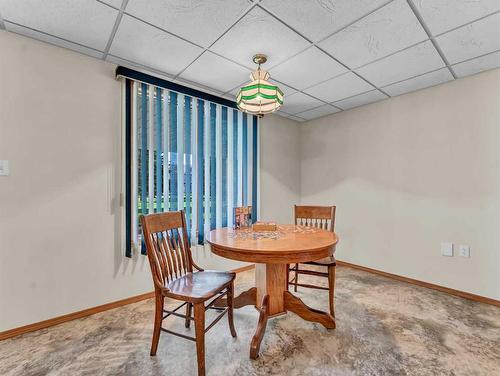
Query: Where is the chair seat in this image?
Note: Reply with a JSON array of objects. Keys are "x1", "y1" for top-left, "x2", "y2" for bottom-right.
[
  {"x1": 304, "y1": 255, "x2": 336, "y2": 266},
  {"x1": 165, "y1": 270, "x2": 235, "y2": 302}
]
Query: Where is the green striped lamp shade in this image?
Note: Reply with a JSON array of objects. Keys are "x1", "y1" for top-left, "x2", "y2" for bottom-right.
[{"x1": 237, "y1": 68, "x2": 283, "y2": 115}]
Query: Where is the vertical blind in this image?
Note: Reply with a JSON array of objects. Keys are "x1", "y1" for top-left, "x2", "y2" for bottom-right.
[{"x1": 123, "y1": 77, "x2": 259, "y2": 257}]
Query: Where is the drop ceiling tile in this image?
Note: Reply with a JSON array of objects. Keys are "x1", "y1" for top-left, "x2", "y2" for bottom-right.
[
  {"x1": 5, "y1": 21, "x2": 104, "y2": 59},
  {"x1": 276, "y1": 110, "x2": 293, "y2": 117},
  {"x1": 318, "y1": 0, "x2": 427, "y2": 68},
  {"x1": 0, "y1": 0, "x2": 117, "y2": 51},
  {"x1": 260, "y1": 0, "x2": 389, "y2": 42},
  {"x1": 109, "y1": 15, "x2": 203, "y2": 76},
  {"x1": 178, "y1": 51, "x2": 252, "y2": 93},
  {"x1": 289, "y1": 115, "x2": 307, "y2": 122},
  {"x1": 269, "y1": 47, "x2": 347, "y2": 90},
  {"x1": 275, "y1": 111, "x2": 305, "y2": 122},
  {"x1": 296, "y1": 104, "x2": 341, "y2": 120},
  {"x1": 452, "y1": 50, "x2": 500, "y2": 77},
  {"x1": 412, "y1": 0, "x2": 500, "y2": 36},
  {"x1": 356, "y1": 41, "x2": 444, "y2": 86},
  {"x1": 269, "y1": 81, "x2": 297, "y2": 97},
  {"x1": 382, "y1": 68, "x2": 453, "y2": 96},
  {"x1": 125, "y1": 0, "x2": 250, "y2": 47},
  {"x1": 101, "y1": 0, "x2": 123, "y2": 8},
  {"x1": 210, "y1": 6, "x2": 310, "y2": 68},
  {"x1": 333, "y1": 89, "x2": 387, "y2": 110},
  {"x1": 281, "y1": 92, "x2": 323, "y2": 115},
  {"x1": 303, "y1": 72, "x2": 374, "y2": 103},
  {"x1": 436, "y1": 12, "x2": 500, "y2": 64},
  {"x1": 105, "y1": 54, "x2": 176, "y2": 80}
]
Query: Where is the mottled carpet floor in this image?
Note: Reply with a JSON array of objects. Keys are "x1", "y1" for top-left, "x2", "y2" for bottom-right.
[{"x1": 1, "y1": 266, "x2": 499, "y2": 376}]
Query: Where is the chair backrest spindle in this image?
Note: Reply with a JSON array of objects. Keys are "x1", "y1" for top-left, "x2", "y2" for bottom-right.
[
  {"x1": 141, "y1": 211, "x2": 195, "y2": 291},
  {"x1": 294, "y1": 205, "x2": 336, "y2": 233}
]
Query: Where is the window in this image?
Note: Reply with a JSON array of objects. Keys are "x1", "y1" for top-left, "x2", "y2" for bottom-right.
[{"x1": 121, "y1": 68, "x2": 259, "y2": 257}]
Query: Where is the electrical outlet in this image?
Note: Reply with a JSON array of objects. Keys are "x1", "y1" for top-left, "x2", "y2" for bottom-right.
[
  {"x1": 459, "y1": 245, "x2": 470, "y2": 258},
  {"x1": 441, "y1": 242, "x2": 453, "y2": 257}
]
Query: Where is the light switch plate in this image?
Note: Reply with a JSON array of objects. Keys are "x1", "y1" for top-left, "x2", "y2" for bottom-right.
[
  {"x1": 441, "y1": 242, "x2": 453, "y2": 257},
  {"x1": 0, "y1": 160, "x2": 9, "y2": 176},
  {"x1": 459, "y1": 245, "x2": 470, "y2": 258}
]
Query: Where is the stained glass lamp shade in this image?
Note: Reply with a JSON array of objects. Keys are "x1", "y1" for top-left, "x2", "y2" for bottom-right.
[{"x1": 237, "y1": 54, "x2": 283, "y2": 116}]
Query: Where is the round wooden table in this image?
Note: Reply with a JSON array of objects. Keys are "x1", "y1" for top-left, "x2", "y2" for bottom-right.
[{"x1": 207, "y1": 225, "x2": 339, "y2": 359}]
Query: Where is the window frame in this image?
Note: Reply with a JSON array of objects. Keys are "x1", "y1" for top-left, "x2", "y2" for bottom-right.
[{"x1": 119, "y1": 67, "x2": 259, "y2": 257}]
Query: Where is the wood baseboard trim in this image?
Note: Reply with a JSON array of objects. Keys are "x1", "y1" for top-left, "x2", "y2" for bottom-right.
[
  {"x1": 0, "y1": 265, "x2": 254, "y2": 341},
  {"x1": 336, "y1": 260, "x2": 500, "y2": 307},
  {"x1": 0, "y1": 291, "x2": 155, "y2": 341}
]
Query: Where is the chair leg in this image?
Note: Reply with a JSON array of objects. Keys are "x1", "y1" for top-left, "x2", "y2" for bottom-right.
[
  {"x1": 194, "y1": 303, "x2": 206, "y2": 376},
  {"x1": 150, "y1": 292, "x2": 164, "y2": 356},
  {"x1": 328, "y1": 265, "x2": 336, "y2": 318},
  {"x1": 294, "y1": 263, "x2": 299, "y2": 292},
  {"x1": 227, "y1": 282, "x2": 237, "y2": 338},
  {"x1": 185, "y1": 303, "x2": 192, "y2": 328},
  {"x1": 286, "y1": 264, "x2": 290, "y2": 291}
]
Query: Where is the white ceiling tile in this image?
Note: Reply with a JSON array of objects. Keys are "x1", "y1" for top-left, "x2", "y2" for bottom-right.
[
  {"x1": 281, "y1": 92, "x2": 323, "y2": 115},
  {"x1": 101, "y1": 0, "x2": 123, "y2": 9},
  {"x1": 412, "y1": 0, "x2": 500, "y2": 35},
  {"x1": 269, "y1": 47, "x2": 347, "y2": 90},
  {"x1": 436, "y1": 12, "x2": 500, "y2": 64},
  {"x1": 269, "y1": 81, "x2": 297, "y2": 97},
  {"x1": 296, "y1": 104, "x2": 341, "y2": 120},
  {"x1": 109, "y1": 15, "x2": 203, "y2": 76},
  {"x1": 356, "y1": 41, "x2": 444, "y2": 86},
  {"x1": 210, "y1": 6, "x2": 310, "y2": 68},
  {"x1": 5, "y1": 22, "x2": 104, "y2": 59},
  {"x1": 382, "y1": 68, "x2": 453, "y2": 96},
  {"x1": 276, "y1": 110, "x2": 293, "y2": 116},
  {"x1": 125, "y1": 0, "x2": 251, "y2": 47},
  {"x1": 452, "y1": 50, "x2": 500, "y2": 77},
  {"x1": 333, "y1": 89, "x2": 387, "y2": 110},
  {"x1": 288, "y1": 115, "x2": 307, "y2": 122},
  {"x1": 303, "y1": 72, "x2": 374, "y2": 103},
  {"x1": 178, "y1": 51, "x2": 251, "y2": 93},
  {"x1": 318, "y1": 0, "x2": 427, "y2": 68},
  {"x1": 260, "y1": 0, "x2": 389, "y2": 42},
  {"x1": 0, "y1": 0, "x2": 117, "y2": 51},
  {"x1": 105, "y1": 54, "x2": 176, "y2": 80},
  {"x1": 275, "y1": 111, "x2": 305, "y2": 122}
]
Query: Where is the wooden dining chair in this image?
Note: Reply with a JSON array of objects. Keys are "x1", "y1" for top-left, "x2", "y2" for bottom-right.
[
  {"x1": 141, "y1": 211, "x2": 237, "y2": 376},
  {"x1": 287, "y1": 205, "x2": 337, "y2": 317}
]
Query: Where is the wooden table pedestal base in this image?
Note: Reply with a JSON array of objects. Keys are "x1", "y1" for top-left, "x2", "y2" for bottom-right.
[{"x1": 214, "y1": 264, "x2": 335, "y2": 359}]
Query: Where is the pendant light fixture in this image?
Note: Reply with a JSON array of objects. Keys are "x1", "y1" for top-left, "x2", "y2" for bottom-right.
[{"x1": 236, "y1": 54, "x2": 283, "y2": 116}]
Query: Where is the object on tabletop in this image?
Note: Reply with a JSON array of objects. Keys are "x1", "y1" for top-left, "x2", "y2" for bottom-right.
[
  {"x1": 234, "y1": 206, "x2": 252, "y2": 229},
  {"x1": 252, "y1": 222, "x2": 277, "y2": 232}
]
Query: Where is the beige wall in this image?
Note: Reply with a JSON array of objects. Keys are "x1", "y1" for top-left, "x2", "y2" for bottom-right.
[
  {"x1": 0, "y1": 32, "x2": 151, "y2": 331},
  {"x1": 260, "y1": 114, "x2": 301, "y2": 224},
  {"x1": 0, "y1": 32, "x2": 302, "y2": 331},
  {"x1": 301, "y1": 69, "x2": 500, "y2": 300}
]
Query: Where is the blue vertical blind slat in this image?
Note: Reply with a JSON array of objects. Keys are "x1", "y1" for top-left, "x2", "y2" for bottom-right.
[
  {"x1": 128, "y1": 81, "x2": 259, "y2": 255},
  {"x1": 232, "y1": 109, "x2": 238, "y2": 209},
  {"x1": 140, "y1": 83, "x2": 148, "y2": 254},
  {"x1": 197, "y1": 99, "x2": 205, "y2": 244},
  {"x1": 155, "y1": 87, "x2": 162, "y2": 213},
  {"x1": 185, "y1": 97, "x2": 192, "y2": 233},
  {"x1": 209, "y1": 104, "x2": 217, "y2": 230},
  {"x1": 242, "y1": 114, "x2": 248, "y2": 206},
  {"x1": 221, "y1": 107, "x2": 228, "y2": 227},
  {"x1": 169, "y1": 92, "x2": 178, "y2": 211}
]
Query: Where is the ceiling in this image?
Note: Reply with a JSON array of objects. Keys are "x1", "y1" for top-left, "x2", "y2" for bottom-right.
[{"x1": 1, "y1": 0, "x2": 499, "y2": 122}]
